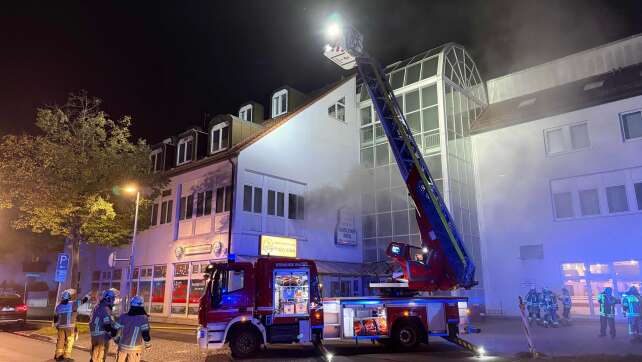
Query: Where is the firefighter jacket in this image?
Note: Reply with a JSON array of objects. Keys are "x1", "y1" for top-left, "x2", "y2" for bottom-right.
[
  {"x1": 526, "y1": 290, "x2": 540, "y2": 308},
  {"x1": 622, "y1": 293, "x2": 641, "y2": 317},
  {"x1": 90, "y1": 302, "x2": 116, "y2": 338},
  {"x1": 562, "y1": 294, "x2": 572, "y2": 308},
  {"x1": 597, "y1": 292, "x2": 619, "y2": 317},
  {"x1": 54, "y1": 300, "x2": 81, "y2": 329},
  {"x1": 114, "y1": 313, "x2": 151, "y2": 351}
]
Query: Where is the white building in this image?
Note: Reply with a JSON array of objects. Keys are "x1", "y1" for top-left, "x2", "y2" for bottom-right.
[
  {"x1": 82, "y1": 76, "x2": 364, "y2": 322},
  {"x1": 473, "y1": 34, "x2": 642, "y2": 317}
]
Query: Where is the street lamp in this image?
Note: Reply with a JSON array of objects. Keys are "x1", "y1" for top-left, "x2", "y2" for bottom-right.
[{"x1": 123, "y1": 184, "x2": 140, "y2": 311}]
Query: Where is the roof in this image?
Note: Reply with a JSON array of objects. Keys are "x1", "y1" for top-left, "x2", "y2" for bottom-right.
[
  {"x1": 472, "y1": 62, "x2": 642, "y2": 134},
  {"x1": 166, "y1": 74, "x2": 356, "y2": 176}
]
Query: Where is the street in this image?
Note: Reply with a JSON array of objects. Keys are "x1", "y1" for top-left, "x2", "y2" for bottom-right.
[{"x1": 0, "y1": 331, "x2": 90, "y2": 362}]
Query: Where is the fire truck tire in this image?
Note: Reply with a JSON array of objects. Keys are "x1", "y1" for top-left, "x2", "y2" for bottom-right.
[
  {"x1": 392, "y1": 320, "x2": 421, "y2": 350},
  {"x1": 229, "y1": 326, "x2": 261, "y2": 358}
]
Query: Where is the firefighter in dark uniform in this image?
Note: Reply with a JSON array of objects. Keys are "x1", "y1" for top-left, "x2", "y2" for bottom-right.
[
  {"x1": 525, "y1": 287, "x2": 541, "y2": 325},
  {"x1": 113, "y1": 296, "x2": 152, "y2": 362},
  {"x1": 561, "y1": 287, "x2": 572, "y2": 321},
  {"x1": 89, "y1": 288, "x2": 119, "y2": 362},
  {"x1": 622, "y1": 286, "x2": 641, "y2": 342},
  {"x1": 597, "y1": 287, "x2": 619, "y2": 338},
  {"x1": 54, "y1": 289, "x2": 89, "y2": 361}
]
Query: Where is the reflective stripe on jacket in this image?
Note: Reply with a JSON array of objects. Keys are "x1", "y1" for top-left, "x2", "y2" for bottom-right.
[
  {"x1": 115, "y1": 314, "x2": 150, "y2": 351},
  {"x1": 90, "y1": 303, "x2": 114, "y2": 337},
  {"x1": 55, "y1": 301, "x2": 79, "y2": 328}
]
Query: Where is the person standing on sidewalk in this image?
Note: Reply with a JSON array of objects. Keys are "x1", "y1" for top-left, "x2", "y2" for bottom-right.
[
  {"x1": 113, "y1": 296, "x2": 152, "y2": 362},
  {"x1": 561, "y1": 288, "x2": 572, "y2": 323},
  {"x1": 89, "y1": 289, "x2": 119, "y2": 362},
  {"x1": 526, "y1": 288, "x2": 541, "y2": 325},
  {"x1": 53, "y1": 289, "x2": 89, "y2": 361},
  {"x1": 597, "y1": 287, "x2": 619, "y2": 338},
  {"x1": 621, "y1": 286, "x2": 641, "y2": 343}
]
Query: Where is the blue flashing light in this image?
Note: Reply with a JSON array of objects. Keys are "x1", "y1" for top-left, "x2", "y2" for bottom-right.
[
  {"x1": 228, "y1": 253, "x2": 236, "y2": 263},
  {"x1": 342, "y1": 300, "x2": 382, "y2": 305},
  {"x1": 391, "y1": 245, "x2": 401, "y2": 255}
]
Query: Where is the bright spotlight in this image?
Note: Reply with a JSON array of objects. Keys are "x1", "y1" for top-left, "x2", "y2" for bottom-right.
[
  {"x1": 123, "y1": 184, "x2": 138, "y2": 194},
  {"x1": 477, "y1": 346, "x2": 486, "y2": 357},
  {"x1": 326, "y1": 352, "x2": 334, "y2": 361},
  {"x1": 326, "y1": 23, "x2": 341, "y2": 39},
  {"x1": 422, "y1": 247, "x2": 429, "y2": 254}
]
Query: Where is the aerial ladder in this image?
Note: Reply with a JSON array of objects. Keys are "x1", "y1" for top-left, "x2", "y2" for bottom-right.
[{"x1": 323, "y1": 24, "x2": 477, "y2": 293}]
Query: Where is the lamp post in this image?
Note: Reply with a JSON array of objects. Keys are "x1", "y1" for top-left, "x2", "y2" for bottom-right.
[{"x1": 123, "y1": 185, "x2": 140, "y2": 311}]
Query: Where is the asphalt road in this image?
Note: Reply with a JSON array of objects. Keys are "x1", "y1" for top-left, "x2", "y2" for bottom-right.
[{"x1": 0, "y1": 331, "x2": 90, "y2": 362}]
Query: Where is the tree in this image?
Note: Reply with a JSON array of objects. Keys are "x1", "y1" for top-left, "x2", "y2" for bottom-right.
[{"x1": 0, "y1": 92, "x2": 165, "y2": 292}]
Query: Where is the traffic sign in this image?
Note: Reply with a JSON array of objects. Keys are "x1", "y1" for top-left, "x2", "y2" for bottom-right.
[{"x1": 54, "y1": 253, "x2": 69, "y2": 283}]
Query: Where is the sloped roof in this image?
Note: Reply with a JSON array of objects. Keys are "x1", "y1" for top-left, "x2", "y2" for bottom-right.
[
  {"x1": 472, "y1": 62, "x2": 642, "y2": 134},
  {"x1": 167, "y1": 74, "x2": 356, "y2": 176}
]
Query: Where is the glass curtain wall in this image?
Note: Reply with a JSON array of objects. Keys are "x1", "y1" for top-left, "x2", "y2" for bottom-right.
[{"x1": 358, "y1": 44, "x2": 487, "y2": 296}]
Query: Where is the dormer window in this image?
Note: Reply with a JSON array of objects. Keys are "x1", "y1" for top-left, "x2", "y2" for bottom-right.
[
  {"x1": 176, "y1": 136, "x2": 194, "y2": 166},
  {"x1": 328, "y1": 97, "x2": 346, "y2": 122},
  {"x1": 211, "y1": 122, "x2": 230, "y2": 154},
  {"x1": 150, "y1": 149, "x2": 162, "y2": 173},
  {"x1": 272, "y1": 89, "x2": 288, "y2": 117},
  {"x1": 239, "y1": 104, "x2": 253, "y2": 122}
]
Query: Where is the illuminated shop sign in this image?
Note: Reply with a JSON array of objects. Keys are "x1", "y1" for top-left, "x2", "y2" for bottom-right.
[{"x1": 260, "y1": 235, "x2": 297, "y2": 257}]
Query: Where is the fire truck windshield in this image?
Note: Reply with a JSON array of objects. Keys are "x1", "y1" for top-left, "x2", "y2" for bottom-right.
[{"x1": 211, "y1": 268, "x2": 223, "y2": 308}]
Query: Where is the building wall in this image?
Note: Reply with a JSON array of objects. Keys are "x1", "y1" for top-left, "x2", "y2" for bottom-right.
[
  {"x1": 473, "y1": 95, "x2": 642, "y2": 316},
  {"x1": 233, "y1": 77, "x2": 362, "y2": 264}
]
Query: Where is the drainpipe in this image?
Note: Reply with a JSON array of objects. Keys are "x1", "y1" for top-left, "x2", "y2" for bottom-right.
[{"x1": 227, "y1": 156, "x2": 237, "y2": 257}]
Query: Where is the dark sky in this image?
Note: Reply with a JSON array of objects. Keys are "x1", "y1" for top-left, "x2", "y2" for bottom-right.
[{"x1": 1, "y1": 0, "x2": 641, "y2": 143}]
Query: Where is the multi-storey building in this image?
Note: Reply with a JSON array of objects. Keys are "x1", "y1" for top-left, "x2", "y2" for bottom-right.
[{"x1": 473, "y1": 34, "x2": 642, "y2": 317}]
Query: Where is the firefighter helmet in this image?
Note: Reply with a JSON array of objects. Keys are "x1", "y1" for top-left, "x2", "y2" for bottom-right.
[{"x1": 130, "y1": 295, "x2": 144, "y2": 307}]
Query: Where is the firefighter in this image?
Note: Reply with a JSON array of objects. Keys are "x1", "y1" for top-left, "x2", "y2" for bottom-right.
[
  {"x1": 542, "y1": 288, "x2": 559, "y2": 327},
  {"x1": 53, "y1": 289, "x2": 89, "y2": 361},
  {"x1": 89, "y1": 288, "x2": 119, "y2": 362},
  {"x1": 597, "y1": 287, "x2": 619, "y2": 338},
  {"x1": 621, "y1": 286, "x2": 641, "y2": 342},
  {"x1": 113, "y1": 296, "x2": 152, "y2": 362},
  {"x1": 561, "y1": 287, "x2": 572, "y2": 324},
  {"x1": 525, "y1": 287, "x2": 541, "y2": 325}
]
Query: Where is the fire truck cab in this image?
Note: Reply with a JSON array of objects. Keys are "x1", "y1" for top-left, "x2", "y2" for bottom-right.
[{"x1": 197, "y1": 256, "x2": 323, "y2": 358}]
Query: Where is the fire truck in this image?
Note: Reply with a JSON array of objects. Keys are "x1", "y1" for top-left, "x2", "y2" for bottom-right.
[{"x1": 197, "y1": 22, "x2": 481, "y2": 358}]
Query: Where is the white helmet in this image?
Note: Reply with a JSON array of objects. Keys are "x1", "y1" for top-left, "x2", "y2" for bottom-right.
[
  {"x1": 61, "y1": 289, "x2": 74, "y2": 301},
  {"x1": 130, "y1": 295, "x2": 145, "y2": 308}
]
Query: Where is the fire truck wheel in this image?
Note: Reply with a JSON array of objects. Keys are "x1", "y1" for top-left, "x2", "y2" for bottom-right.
[
  {"x1": 392, "y1": 321, "x2": 420, "y2": 350},
  {"x1": 229, "y1": 327, "x2": 261, "y2": 358}
]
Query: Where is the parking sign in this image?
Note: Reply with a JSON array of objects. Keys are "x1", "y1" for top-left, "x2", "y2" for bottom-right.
[{"x1": 54, "y1": 253, "x2": 69, "y2": 283}]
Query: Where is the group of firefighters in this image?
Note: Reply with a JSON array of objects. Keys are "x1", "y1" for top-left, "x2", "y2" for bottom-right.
[
  {"x1": 53, "y1": 288, "x2": 152, "y2": 362},
  {"x1": 525, "y1": 285, "x2": 641, "y2": 342}
]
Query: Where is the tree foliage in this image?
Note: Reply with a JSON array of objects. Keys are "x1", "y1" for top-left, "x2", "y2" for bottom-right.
[{"x1": 0, "y1": 92, "x2": 165, "y2": 247}]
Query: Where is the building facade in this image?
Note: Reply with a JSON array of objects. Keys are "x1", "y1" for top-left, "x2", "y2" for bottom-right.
[
  {"x1": 357, "y1": 44, "x2": 487, "y2": 303},
  {"x1": 473, "y1": 34, "x2": 642, "y2": 317}
]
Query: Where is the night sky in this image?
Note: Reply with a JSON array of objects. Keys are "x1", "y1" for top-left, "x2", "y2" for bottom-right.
[{"x1": 2, "y1": 0, "x2": 641, "y2": 143}]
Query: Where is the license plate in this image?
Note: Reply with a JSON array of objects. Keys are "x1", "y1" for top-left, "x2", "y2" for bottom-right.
[{"x1": 1, "y1": 307, "x2": 15, "y2": 312}]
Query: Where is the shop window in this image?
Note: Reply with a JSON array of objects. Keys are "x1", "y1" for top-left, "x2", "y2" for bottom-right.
[
  {"x1": 288, "y1": 193, "x2": 304, "y2": 220},
  {"x1": 620, "y1": 110, "x2": 642, "y2": 141},
  {"x1": 274, "y1": 270, "x2": 309, "y2": 316},
  {"x1": 171, "y1": 263, "x2": 190, "y2": 315},
  {"x1": 151, "y1": 280, "x2": 165, "y2": 314},
  {"x1": 562, "y1": 263, "x2": 586, "y2": 277},
  {"x1": 188, "y1": 277, "x2": 206, "y2": 316},
  {"x1": 589, "y1": 264, "x2": 609, "y2": 274},
  {"x1": 613, "y1": 260, "x2": 640, "y2": 277},
  {"x1": 606, "y1": 185, "x2": 628, "y2": 213}
]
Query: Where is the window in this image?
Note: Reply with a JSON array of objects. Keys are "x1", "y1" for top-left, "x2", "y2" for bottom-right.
[
  {"x1": 390, "y1": 70, "x2": 404, "y2": 90},
  {"x1": 562, "y1": 263, "x2": 586, "y2": 277},
  {"x1": 239, "y1": 104, "x2": 253, "y2": 122},
  {"x1": 405, "y1": 63, "x2": 421, "y2": 85},
  {"x1": 328, "y1": 97, "x2": 346, "y2": 122},
  {"x1": 590, "y1": 264, "x2": 609, "y2": 274},
  {"x1": 196, "y1": 190, "x2": 213, "y2": 217},
  {"x1": 545, "y1": 128, "x2": 565, "y2": 154},
  {"x1": 215, "y1": 186, "x2": 232, "y2": 213},
  {"x1": 267, "y1": 190, "x2": 285, "y2": 217},
  {"x1": 224, "y1": 270, "x2": 245, "y2": 294},
  {"x1": 211, "y1": 123, "x2": 229, "y2": 153},
  {"x1": 288, "y1": 193, "x2": 304, "y2": 220},
  {"x1": 150, "y1": 150, "x2": 162, "y2": 173},
  {"x1": 159, "y1": 200, "x2": 173, "y2": 224},
  {"x1": 243, "y1": 185, "x2": 262, "y2": 213},
  {"x1": 360, "y1": 106, "x2": 372, "y2": 125},
  {"x1": 606, "y1": 185, "x2": 628, "y2": 213},
  {"x1": 579, "y1": 189, "x2": 600, "y2": 216},
  {"x1": 177, "y1": 136, "x2": 194, "y2": 165},
  {"x1": 151, "y1": 203, "x2": 159, "y2": 226},
  {"x1": 553, "y1": 192, "x2": 573, "y2": 219},
  {"x1": 545, "y1": 122, "x2": 590, "y2": 155},
  {"x1": 179, "y1": 194, "x2": 194, "y2": 220},
  {"x1": 421, "y1": 57, "x2": 438, "y2": 79},
  {"x1": 620, "y1": 110, "x2": 642, "y2": 141},
  {"x1": 272, "y1": 89, "x2": 288, "y2": 117},
  {"x1": 635, "y1": 182, "x2": 642, "y2": 210}
]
